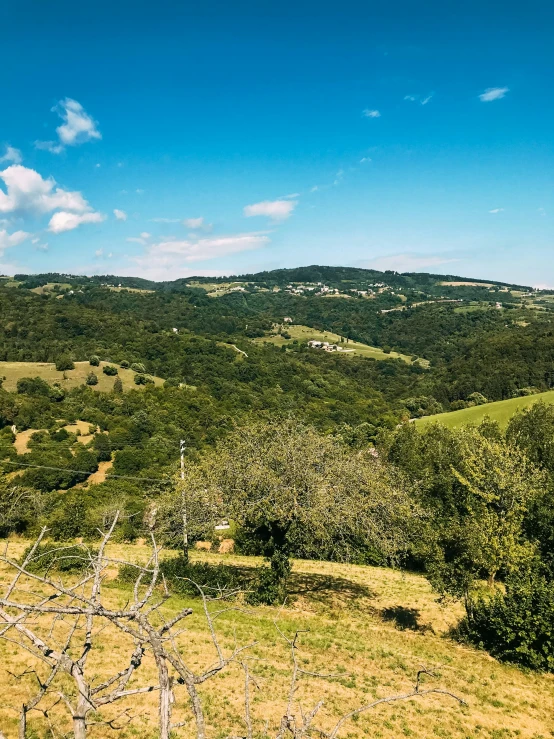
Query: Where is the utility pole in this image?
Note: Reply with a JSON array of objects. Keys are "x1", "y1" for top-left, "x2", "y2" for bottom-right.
[{"x1": 180, "y1": 440, "x2": 188, "y2": 557}]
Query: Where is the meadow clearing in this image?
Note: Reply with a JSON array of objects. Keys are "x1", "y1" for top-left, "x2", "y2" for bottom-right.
[
  {"x1": 253, "y1": 324, "x2": 415, "y2": 363},
  {"x1": 0, "y1": 543, "x2": 553, "y2": 739},
  {"x1": 0, "y1": 361, "x2": 164, "y2": 393},
  {"x1": 415, "y1": 389, "x2": 554, "y2": 430}
]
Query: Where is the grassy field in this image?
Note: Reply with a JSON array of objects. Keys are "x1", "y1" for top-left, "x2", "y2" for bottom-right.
[
  {"x1": 0, "y1": 544, "x2": 553, "y2": 738},
  {"x1": 253, "y1": 324, "x2": 415, "y2": 363},
  {"x1": 0, "y1": 361, "x2": 164, "y2": 393},
  {"x1": 415, "y1": 389, "x2": 554, "y2": 430}
]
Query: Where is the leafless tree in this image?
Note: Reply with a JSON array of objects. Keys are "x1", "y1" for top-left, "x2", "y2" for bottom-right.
[
  {"x1": 0, "y1": 515, "x2": 254, "y2": 739},
  {"x1": 0, "y1": 517, "x2": 156, "y2": 737},
  {"x1": 0, "y1": 516, "x2": 466, "y2": 739},
  {"x1": 235, "y1": 627, "x2": 467, "y2": 739}
]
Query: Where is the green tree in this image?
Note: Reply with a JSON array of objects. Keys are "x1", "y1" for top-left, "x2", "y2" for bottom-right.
[
  {"x1": 113, "y1": 376, "x2": 123, "y2": 393},
  {"x1": 86, "y1": 371, "x2": 98, "y2": 386},
  {"x1": 55, "y1": 355, "x2": 75, "y2": 371},
  {"x1": 102, "y1": 364, "x2": 118, "y2": 376},
  {"x1": 175, "y1": 420, "x2": 414, "y2": 602},
  {"x1": 89, "y1": 355, "x2": 100, "y2": 366}
]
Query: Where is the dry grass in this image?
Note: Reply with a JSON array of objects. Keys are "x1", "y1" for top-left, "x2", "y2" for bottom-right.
[
  {"x1": 0, "y1": 543, "x2": 553, "y2": 738},
  {"x1": 0, "y1": 361, "x2": 164, "y2": 393}
]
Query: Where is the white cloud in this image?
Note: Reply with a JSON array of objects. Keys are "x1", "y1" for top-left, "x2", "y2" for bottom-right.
[
  {"x1": 0, "y1": 165, "x2": 90, "y2": 214},
  {"x1": 244, "y1": 199, "x2": 297, "y2": 221},
  {"x1": 0, "y1": 229, "x2": 30, "y2": 253},
  {"x1": 54, "y1": 98, "x2": 101, "y2": 146},
  {"x1": 538, "y1": 207, "x2": 546, "y2": 216},
  {"x1": 95, "y1": 163, "x2": 101, "y2": 168},
  {"x1": 0, "y1": 146, "x2": 22, "y2": 165},
  {"x1": 362, "y1": 109, "x2": 381, "y2": 118},
  {"x1": 150, "y1": 217, "x2": 181, "y2": 223},
  {"x1": 114, "y1": 209, "x2": 127, "y2": 221},
  {"x1": 479, "y1": 87, "x2": 509, "y2": 102},
  {"x1": 183, "y1": 217, "x2": 204, "y2": 229},
  {"x1": 489, "y1": 208, "x2": 504, "y2": 214},
  {"x1": 404, "y1": 94, "x2": 433, "y2": 105},
  {"x1": 127, "y1": 233, "x2": 151, "y2": 245},
  {"x1": 35, "y1": 242, "x2": 48, "y2": 251},
  {"x1": 360, "y1": 157, "x2": 372, "y2": 164},
  {"x1": 282, "y1": 193, "x2": 300, "y2": 200},
  {"x1": 362, "y1": 253, "x2": 458, "y2": 272},
  {"x1": 136, "y1": 188, "x2": 145, "y2": 194},
  {"x1": 126, "y1": 231, "x2": 269, "y2": 280},
  {"x1": 34, "y1": 140, "x2": 65, "y2": 154},
  {"x1": 95, "y1": 248, "x2": 104, "y2": 257},
  {"x1": 48, "y1": 211, "x2": 105, "y2": 233}
]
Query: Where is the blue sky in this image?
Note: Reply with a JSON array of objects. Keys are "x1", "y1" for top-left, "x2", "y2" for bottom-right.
[{"x1": 1, "y1": 0, "x2": 553, "y2": 285}]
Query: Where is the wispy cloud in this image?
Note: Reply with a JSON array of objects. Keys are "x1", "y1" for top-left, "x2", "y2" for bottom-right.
[
  {"x1": 48, "y1": 211, "x2": 105, "y2": 233},
  {"x1": 489, "y1": 208, "x2": 504, "y2": 214},
  {"x1": 183, "y1": 217, "x2": 204, "y2": 229},
  {"x1": 126, "y1": 231, "x2": 270, "y2": 280},
  {"x1": 479, "y1": 87, "x2": 509, "y2": 102},
  {"x1": 404, "y1": 93, "x2": 433, "y2": 105},
  {"x1": 359, "y1": 157, "x2": 372, "y2": 164},
  {"x1": 362, "y1": 109, "x2": 381, "y2": 118},
  {"x1": 0, "y1": 146, "x2": 22, "y2": 165},
  {"x1": 113, "y1": 209, "x2": 127, "y2": 221},
  {"x1": 127, "y1": 232, "x2": 151, "y2": 245},
  {"x1": 35, "y1": 98, "x2": 101, "y2": 153},
  {"x1": 150, "y1": 217, "x2": 181, "y2": 223},
  {"x1": 244, "y1": 199, "x2": 297, "y2": 221}
]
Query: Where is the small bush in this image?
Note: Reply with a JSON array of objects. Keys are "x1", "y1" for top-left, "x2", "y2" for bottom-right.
[
  {"x1": 113, "y1": 377, "x2": 124, "y2": 393},
  {"x1": 55, "y1": 355, "x2": 75, "y2": 371},
  {"x1": 247, "y1": 551, "x2": 292, "y2": 606},
  {"x1": 130, "y1": 362, "x2": 146, "y2": 374},
  {"x1": 164, "y1": 377, "x2": 180, "y2": 388},
  {"x1": 120, "y1": 360, "x2": 130, "y2": 369},
  {"x1": 86, "y1": 372, "x2": 98, "y2": 386},
  {"x1": 134, "y1": 373, "x2": 154, "y2": 385},
  {"x1": 89, "y1": 355, "x2": 100, "y2": 367},
  {"x1": 459, "y1": 572, "x2": 554, "y2": 671},
  {"x1": 102, "y1": 365, "x2": 118, "y2": 376},
  {"x1": 118, "y1": 555, "x2": 244, "y2": 596},
  {"x1": 20, "y1": 543, "x2": 98, "y2": 573}
]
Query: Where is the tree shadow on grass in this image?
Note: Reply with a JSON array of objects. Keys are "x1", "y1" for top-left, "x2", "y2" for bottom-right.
[
  {"x1": 288, "y1": 571, "x2": 377, "y2": 610},
  {"x1": 381, "y1": 605, "x2": 433, "y2": 633}
]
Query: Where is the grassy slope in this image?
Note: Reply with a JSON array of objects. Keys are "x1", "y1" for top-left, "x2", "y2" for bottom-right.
[
  {"x1": 0, "y1": 544, "x2": 553, "y2": 738},
  {"x1": 415, "y1": 389, "x2": 554, "y2": 430},
  {"x1": 253, "y1": 324, "x2": 414, "y2": 362},
  {"x1": 0, "y1": 361, "x2": 164, "y2": 393}
]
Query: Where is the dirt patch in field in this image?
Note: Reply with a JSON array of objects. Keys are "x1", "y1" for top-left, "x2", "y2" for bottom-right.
[
  {"x1": 86, "y1": 459, "x2": 113, "y2": 485},
  {"x1": 64, "y1": 420, "x2": 96, "y2": 445},
  {"x1": 14, "y1": 429, "x2": 43, "y2": 454}
]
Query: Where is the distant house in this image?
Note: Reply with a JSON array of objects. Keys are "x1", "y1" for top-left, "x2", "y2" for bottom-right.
[
  {"x1": 308, "y1": 340, "x2": 339, "y2": 352},
  {"x1": 283, "y1": 316, "x2": 293, "y2": 323}
]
